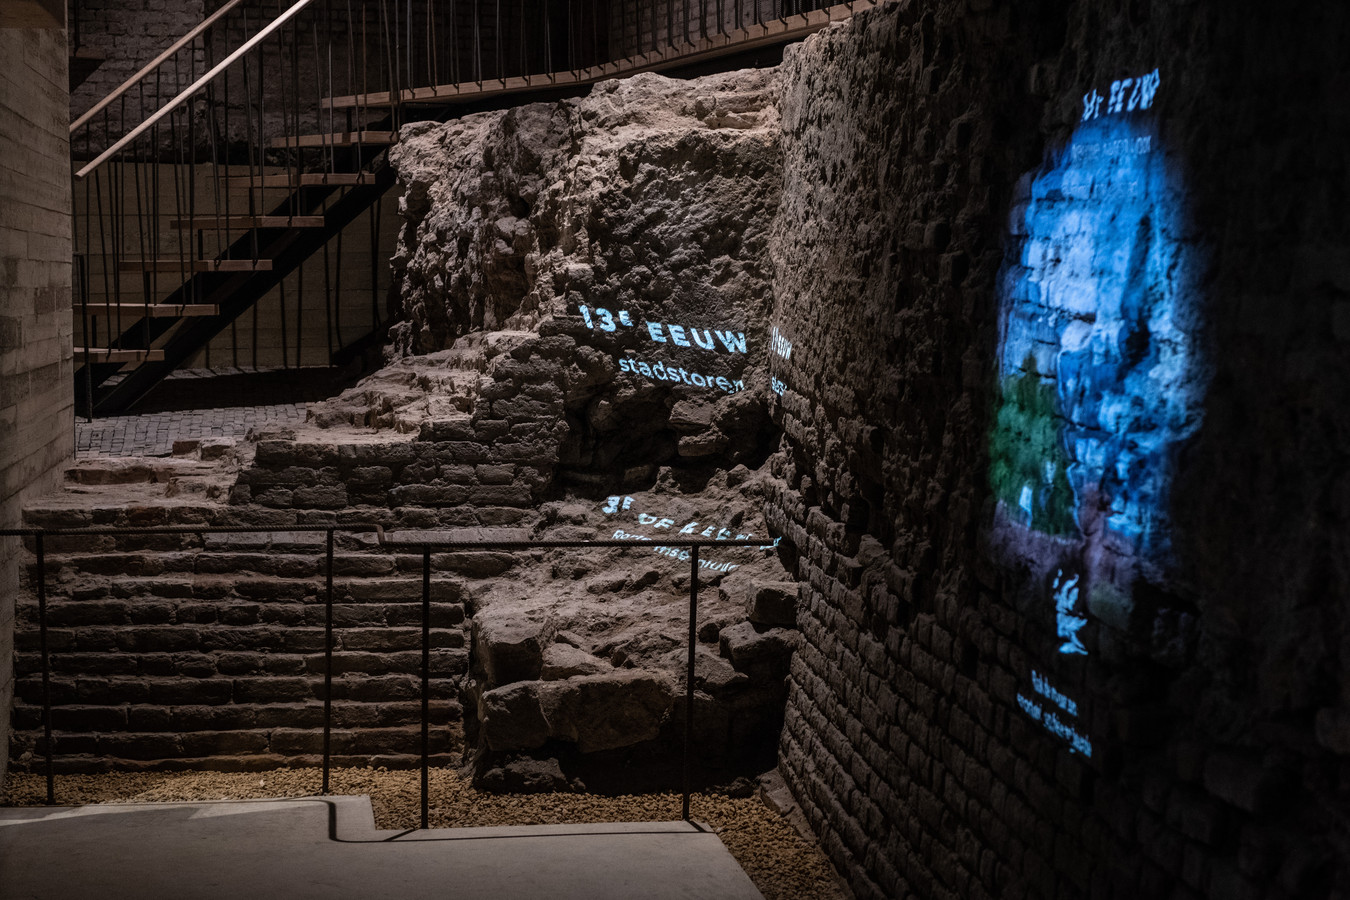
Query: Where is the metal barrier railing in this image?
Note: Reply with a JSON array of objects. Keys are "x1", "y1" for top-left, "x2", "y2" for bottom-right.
[{"x1": 2, "y1": 525, "x2": 769, "y2": 826}]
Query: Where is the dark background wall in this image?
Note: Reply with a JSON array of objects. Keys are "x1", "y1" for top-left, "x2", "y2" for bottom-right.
[{"x1": 766, "y1": 1, "x2": 1350, "y2": 898}]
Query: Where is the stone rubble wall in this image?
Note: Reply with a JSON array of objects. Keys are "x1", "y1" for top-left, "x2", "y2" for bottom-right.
[
  {"x1": 766, "y1": 2, "x2": 1350, "y2": 899},
  {"x1": 377, "y1": 69, "x2": 782, "y2": 483}
]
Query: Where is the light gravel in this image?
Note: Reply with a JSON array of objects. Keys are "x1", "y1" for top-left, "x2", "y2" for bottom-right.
[{"x1": 3, "y1": 767, "x2": 847, "y2": 900}]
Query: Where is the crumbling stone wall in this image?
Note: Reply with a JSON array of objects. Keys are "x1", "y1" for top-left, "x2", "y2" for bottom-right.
[
  {"x1": 767, "y1": 1, "x2": 1350, "y2": 898},
  {"x1": 212, "y1": 66, "x2": 798, "y2": 789}
]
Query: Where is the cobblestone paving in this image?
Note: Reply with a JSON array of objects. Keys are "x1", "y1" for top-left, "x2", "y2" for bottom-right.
[{"x1": 76, "y1": 404, "x2": 307, "y2": 458}]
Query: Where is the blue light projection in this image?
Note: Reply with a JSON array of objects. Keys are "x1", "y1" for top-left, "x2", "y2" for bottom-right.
[
  {"x1": 992, "y1": 69, "x2": 1204, "y2": 756},
  {"x1": 991, "y1": 67, "x2": 1204, "y2": 577}
]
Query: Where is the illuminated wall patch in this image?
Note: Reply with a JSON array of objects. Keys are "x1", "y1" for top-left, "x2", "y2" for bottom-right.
[
  {"x1": 991, "y1": 67, "x2": 1204, "y2": 567},
  {"x1": 993, "y1": 69, "x2": 1204, "y2": 759}
]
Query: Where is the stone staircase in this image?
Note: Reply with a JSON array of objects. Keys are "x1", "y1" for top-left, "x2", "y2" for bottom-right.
[{"x1": 9, "y1": 451, "x2": 489, "y2": 773}]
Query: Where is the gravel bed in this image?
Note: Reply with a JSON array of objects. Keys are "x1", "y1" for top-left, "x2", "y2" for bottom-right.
[{"x1": 2, "y1": 767, "x2": 846, "y2": 900}]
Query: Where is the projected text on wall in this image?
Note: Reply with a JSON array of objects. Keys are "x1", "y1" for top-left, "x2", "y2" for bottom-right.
[
  {"x1": 579, "y1": 305, "x2": 748, "y2": 395},
  {"x1": 601, "y1": 495, "x2": 776, "y2": 573},
  {"x1": 993, "y1": 68, "x2": 1204, "y2": 754}
]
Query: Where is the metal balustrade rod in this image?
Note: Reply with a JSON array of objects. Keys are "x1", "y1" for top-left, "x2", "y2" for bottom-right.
[
  {"x1": 474, "y1": 0, "x2": 483, "y2": 83},
  {"x1": 421, "y1": 544, "x2": 432, "y2": 830},
  {"x1": 323, "y1": 234, "x2": 334, "y2": 359},
  {"x1": 333, "y1": 229, "x2": 344, "y2": 349},
  {"x1": 296, "y1": 253, "x2": 305, "y2": 367},
  {"x1": 450, "y1": 0, "x2": 460, "y2": 84},
  {"x1": 0, "y1": 527, "x2": 770, "y2": 549},
  {"x1": 683, "y1": 542, "x2": 698, "y2": 821},
  {"x1": 323, "y1": 528, "x2": 335, "y2": 794},
  {"x1": 279, "y1": 275, "x2": 290, "y2": 369},
  {"x1": 369, "y1": 200, "x2": 381, "y2": 328},
  {"x1": 36, "y1": 533, "x2": 54, "y2": 805},
  {"x1": 495, "y1": 0, "x2": 502, "y2": 83}
]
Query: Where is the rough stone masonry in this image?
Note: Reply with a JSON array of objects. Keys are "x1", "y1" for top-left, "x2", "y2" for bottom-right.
[{"x1": 765, "y1": 1, "x2": 1350, "y2": 899}]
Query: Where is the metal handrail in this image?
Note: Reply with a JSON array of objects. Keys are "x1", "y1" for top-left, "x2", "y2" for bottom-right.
[
  {"x1": 70, "y1": 0, "x2": 246, "y2": 134},
  {"x1": 5, "y1": 525, "x2": 772, "y2": 828},
  {"x1": 75, "y1": 0, "x2": 320, "y2": 180}
]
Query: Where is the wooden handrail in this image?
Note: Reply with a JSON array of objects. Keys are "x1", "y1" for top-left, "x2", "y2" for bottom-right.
[
  {"x1": 70, "y1": 0, "x2": 245, "y2": 134},
  {"x1": 75, "y1": 0, "x2": 319, "y2": 181}
]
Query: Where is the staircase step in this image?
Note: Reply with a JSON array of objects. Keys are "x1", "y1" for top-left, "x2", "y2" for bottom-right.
[
  {"x1": 6, "y1": 723, "x2": 460, "y2": 769},
  {"x1": 266, "y1": 131, "x2": 395, "y2": 149},
  {"x1": 10, "y1": 700, "x2": 461, "y2": 733},
  {"x1": 78, "y1": 348, "x2": 166, "y2": 363},
  {"x1": 80, "y1": 304, "x2": 218, "y2": 318},
  {"x1": 167, "y1": 215, "x2": 325, "y2": 230},
  {"x1": 222, "y1": 173, "x2": 378, "y2": 188},
  {"x1": 117, "y1": 259, "x2": 273, "y2": 273}
]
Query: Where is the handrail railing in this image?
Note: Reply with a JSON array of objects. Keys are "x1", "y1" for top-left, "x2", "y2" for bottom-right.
[
  {"x1": 75, "y1": 0, "x2": 320, "y2": 180},
  {"x1": 4, "y1": 525, "x2": 771, "y2": 828},
  {"x1": 70, "y1": 0, "x2": 247, "y2": 135}
]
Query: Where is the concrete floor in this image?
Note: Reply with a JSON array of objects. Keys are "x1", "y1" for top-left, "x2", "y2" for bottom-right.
[{"x1": 0, "y1": 796, "x2": 764, "y2": 899}]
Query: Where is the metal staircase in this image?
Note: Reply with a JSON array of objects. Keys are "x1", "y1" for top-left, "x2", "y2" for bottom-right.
[{"x1": 72, "y1": 0, "x2": 877, "y2": 418}]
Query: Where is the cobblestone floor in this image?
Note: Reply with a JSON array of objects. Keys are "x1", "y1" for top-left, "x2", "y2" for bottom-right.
[{"x1": 75, "y1": 404, "x2": 307, "y2": 458}]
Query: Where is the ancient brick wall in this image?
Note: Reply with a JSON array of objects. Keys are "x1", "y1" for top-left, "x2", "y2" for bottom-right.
[
  {"x1": 767, "y1": 1, "x2": 1350, "y2": 898},
  {"x1": 69, "y1": 0, "x2": 206, "y2": 126},
  {"x1": 10, "y1": 504, "x2": 469, "y2": 772},
  {"x1": 0, "y1": 19, "x2": 75, "y2": 792}
]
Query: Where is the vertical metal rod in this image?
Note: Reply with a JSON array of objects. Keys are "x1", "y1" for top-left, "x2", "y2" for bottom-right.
[
  {"x1": 296, "y1": 253, "x2": 304, "y2": 366},
  {"x1": 420, "y1": 544, "x2": 431, "y2": 830},
  {"x1": 683, "y1": 542, "x2": 698, "y2": 822},
  {"x1": 332, "y1": 229, "x2": 344, "y2": 349},
  {"x1": 36, "y1": 533, "x2": 54, "y2": 805},
  {"x1": 322, "y1": 527, "x2": 334, "y2": 794},
  {"x1": 369, "y1": 199, "x2": 381, "y2": 327}
]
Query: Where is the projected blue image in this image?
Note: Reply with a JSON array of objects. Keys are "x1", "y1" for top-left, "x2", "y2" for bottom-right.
[{"x1": 991, "y1": 70, "x2": 1204, "y2": 571}]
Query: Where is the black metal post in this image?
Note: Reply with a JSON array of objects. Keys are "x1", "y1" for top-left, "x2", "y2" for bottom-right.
[
  {"x1": 36, "y1": 533, "x2": 54, "y2": 805},
  {"x1": 322, "y1": 528, "x2": 334, "y2": 794},
  {"x1": 421, "y1": 544, "x2": 431, "y2": 829},
  {"x1": 683, "y1": 542, "x2": 698, "y2": 822}
]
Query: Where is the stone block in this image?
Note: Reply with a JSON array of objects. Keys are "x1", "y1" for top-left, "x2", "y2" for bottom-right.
[
  {"x1": 747, "y1": 581, "x2": 800, "y2": 627},
  {"x1": 540, "y1": 669, "x2": 675, "y2": 753},
  {"x1": 719, "y1": 621, "x2": 799, "y2": 671},
  {"x1": 541, "y1": 643, "x2": 610, "y2": 680},
  {"x1": 469, "y1": 484, "x2": 533, "y2": 507},
  {"x1": 479, "y1": 681, "x2": 550, "y2": 751},
  {"x1": 475, "y1": 612, "x2": 555, "y2": 686}
]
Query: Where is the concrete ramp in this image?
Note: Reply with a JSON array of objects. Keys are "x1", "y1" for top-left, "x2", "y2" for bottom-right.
[{"x1": 0, "y1": 796, "x2": 764, "y2": 899}]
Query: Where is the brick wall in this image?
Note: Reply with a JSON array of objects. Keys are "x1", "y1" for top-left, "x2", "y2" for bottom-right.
[
  {"x1": 69, "y1": 0, "x2": 206, "y2": 127},
  {"x1": 768, "y1": 1, "x2": 1350, "y2": 898},
  {"x1": 0, "y1": 19, "x2": 74, "y2": 793}
]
